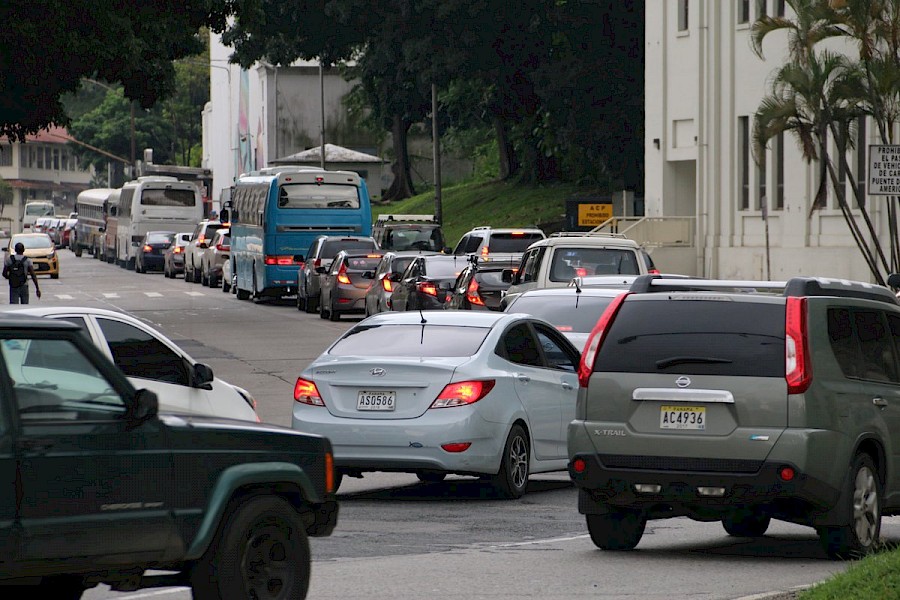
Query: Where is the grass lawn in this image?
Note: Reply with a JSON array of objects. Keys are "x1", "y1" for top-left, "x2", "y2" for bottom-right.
[
  {"x1": 799, "y1": 547, "x2": 900, "y2": 599},
  {"x1": 372, "y1": 179, "x2": 603, "y2": 248}
]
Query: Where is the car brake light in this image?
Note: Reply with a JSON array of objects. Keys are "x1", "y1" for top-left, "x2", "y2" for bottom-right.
[
  {"x1": 337, "y1": 263, "x2": 351, "y2": 284},
  {"x1": 431, "y1": 380, "x2": 496, "y2": 408},
  {"x1": 265, "y1": 255, "x2": 297, "y2": 266},
  {"x1": 216, "y1": 244, "x2": 229, "y2": 251},
  {"x1": 174, "y1": 246, "x2": 183, "y2": 254},
  {"x1": 314, "y1": 258, "x2": 321, "y2": 269},
  {"x1": 417, "y1": 281, "x2": 438, "y2": 296},
  {"x1": 294, "y1": 378, "x2": 325, "y2": 406},
  {"x1": 649, "y1": 268, "x2": 660, "y2": 274},
  {"x1": 578, "y1": 292, "x2": 629, "y2": 388},
  {"x1": 381, "y1": 275, "x2": 393, "y2": 292},
  {"x1": 143, "y1": 244, "x2": 152, "y2": 252},
  {"x1": 466, "y1": 278, "x2": 484, "y2": 306},
  {"x1": 481, "y1": 246, "x2": 489, "y2": 257},
  {"x1": 785, "y1": 296, "x2": 812, "y2": 394},
  {"x1": 575, "y1": 267, "x2": 588, "y2": 277}
]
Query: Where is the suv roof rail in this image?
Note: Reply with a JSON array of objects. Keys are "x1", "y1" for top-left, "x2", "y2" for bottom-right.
[
  {"x1": 376, "y1": 214, "x2": 435, "y2": 222},
  {"x1": 471, "y1": 226, "x2": 491, "y2": 231},
  {"x1": 549, "y1": 231, "x2": 628, "y2": 239},
  {"x1": 783, "y1": 277, "x2": 899, "y2": 305}
]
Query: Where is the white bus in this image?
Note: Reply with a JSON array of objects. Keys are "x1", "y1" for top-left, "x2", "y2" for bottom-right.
[
  {"x1": 22, "y1": 200, "x2": 55, "y2": 232},
  {"x1": 114, "y1": 176, "x2": 203, "y2": 270},
  {"x1": 73, "y1": 188, "x2": 114, "y2": 257}
]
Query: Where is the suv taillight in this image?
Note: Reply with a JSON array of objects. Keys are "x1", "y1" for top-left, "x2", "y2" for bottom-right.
[
  {"x1": 785, "y1": 296, "x2": 811, "y2": 394},
  {"x1": 578, "y1": 292, "x2": 629, "y2": 388}
]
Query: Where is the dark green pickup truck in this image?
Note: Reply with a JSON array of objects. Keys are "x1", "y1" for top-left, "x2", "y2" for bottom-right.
[{"x1": 0, "y1": 314, "x2": 338, "y2": 599}]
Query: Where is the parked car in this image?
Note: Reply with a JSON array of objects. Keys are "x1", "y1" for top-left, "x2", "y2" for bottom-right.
[
  {"x1": 501, "y1": 232, "x2": 656, "y2": 308},
  {"x1": 6, "y1": 306, "x2": 259, "y2": 421},
  {"x1": 447, "y1": 256, "x2": 520, "y2": 311},
  {"x1": 164, "y1": 232, "x2": 192, "y2": 278},
  {"x1": 0, "y1": 312, "x2": 338, "y2": 597},
  {"x1": 7, "y1": 233, "x2": 59, "y2": 279},
  {"x1": 503, "y1": 285, "x2": 627, "y2": 349},
  {"x1": 569, "y1": 274, "x2": 900, "y2": 558},
  {"x1": 389, "y1": 254, "x2": 467, "y2": 311},
  {"x1": 452, "y1": 226, "x2": 546, "y2": 263},
  {"x1": 222, "y1": 254, "x2": 235, "y2": 293},
  {"x1": 292, "y1": 310, "x2": 580, "y2": 497},
  {"x1": 371, "y1": 214, "x2": 448, "y2": 252},
  {"x1": 60, "y1": 217, "x2": 78, "y2": 249},
  {"x1": 185, "y1": 219, "x2": 225, "y2": 283},
  {"x1": 363, "y1": 251, "x2": 436, "y2": 317},
  {"x1": 31, "y1": 216, "x2": 52, "y2": 234},
  {"x1": 200, "y1": 227, "x2": 230, "y2": 287},
  {"x1": 297, "y1": 235, "x2": 379, "y2": 313},
  {"x1": 318, "y1": 251, "x2": 383, "y2": 321},
  {"x1": 135, "y1": 231, "x2": 175, "y2": 274}
]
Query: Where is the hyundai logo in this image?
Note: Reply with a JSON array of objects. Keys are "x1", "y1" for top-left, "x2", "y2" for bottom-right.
[
  {"x1": 675, "y1": 376, "x2": 691, "y2": 388},
  {"x1": 370, "y1": 368, "x2": 386, "y2": 377}
]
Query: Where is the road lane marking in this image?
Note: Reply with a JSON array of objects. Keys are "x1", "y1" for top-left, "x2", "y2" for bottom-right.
[
  {"x1": 486, "y1": 534, "x2": 590, "y2": 548},
  {"x1": 145, "y1": 292, "x2": 163, "y2": 297},
  {"x1": 185, "y1": 291, "x2": 204, "y2": 297},
  {"x1": 103, "y1": 293, "x2": 119, "y2": 298},
  {"x1": 55, "y1": 294, "x2": 74, "y2": 300}
]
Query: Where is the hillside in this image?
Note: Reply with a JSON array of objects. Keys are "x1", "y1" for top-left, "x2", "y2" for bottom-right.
[{"x1": 372, "y1": 180, "x2": 603, "y2": 248}]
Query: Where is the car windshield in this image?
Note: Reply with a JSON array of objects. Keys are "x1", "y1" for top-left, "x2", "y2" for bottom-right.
[
  {"x1": 507, "y1": 295, "x2": 616, "y2": 333},
  {"x1": 12, "y1": 235, "x2": 52, "y2": 249},
  {"x1": 488, "y1": 233, "x2": 544, "y2": 253},
  {"x1": 549, "y1": 248, "x2": 641, "y2": 280},
  {"x1": 384, "y1": 226, "x2": 444, "y2": 251},
  {"x1": 329, "y1": 324, "x2": 490, "y2": 357}
]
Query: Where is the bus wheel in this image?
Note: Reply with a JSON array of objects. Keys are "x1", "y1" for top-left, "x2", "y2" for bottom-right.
[
  {"x1": 74, "y1": 245, "x2": 82, "y2": 258},
  {"x1": 237, "y1": 287, "x2": 250, "y2": 300}
]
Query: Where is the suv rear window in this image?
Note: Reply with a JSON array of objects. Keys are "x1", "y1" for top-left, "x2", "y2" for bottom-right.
[
  {"x1": 488, "y1": 233, "x2": 543, "y2": 253},
  {"x1": 330, "y1": 324, "x2": 489, "y2": 357},
  {"x1": 595, "y1": 299, "x2": 785, "y2": 376},
  {"x1": 549, "y1": 248, "x2": 640, "y2": 280}
]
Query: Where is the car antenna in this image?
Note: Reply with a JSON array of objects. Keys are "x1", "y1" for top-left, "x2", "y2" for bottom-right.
[{"x1": 572, "y1": 276, "x2": 582, "y2": 308}]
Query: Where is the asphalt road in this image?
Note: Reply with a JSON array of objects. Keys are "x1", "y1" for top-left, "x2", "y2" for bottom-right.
[{"x1": 18, "y1": 249, "x2": 894, "y2": 599}]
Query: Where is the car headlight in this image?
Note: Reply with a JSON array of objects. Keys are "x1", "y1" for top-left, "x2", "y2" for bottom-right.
[
  {"x1": 47, "y1": 249, "x2": 55, "y2": 258},
  {"x1": 234, "y1": 385, "x2": 258, "y2": 412}
]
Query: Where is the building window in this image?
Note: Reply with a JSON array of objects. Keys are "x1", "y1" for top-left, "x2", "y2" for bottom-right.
[
  {"x1": 0, "y1": 145, "x2": 11, "y2": 167},
  {"x1": 757, "y1": 0, "x2": 767, "y2": 19},
  {"x1": 856, "y1": 118, "x2": 867, "y2": 207},
  {"x1": 775, "y1": 0, "x2": 786, "y2": 16},
  {"x1": 738, "y1": 0, "x2": 751, "y2": 24},
  {"x1": 775, "y1": 132, "x2": 785, "y2": 209},
  {"x1": 678, "y1": 0, "x2": 689, "y2": 31},
  {"x1": 739, "y1": 116, "x2": 750, "y2": 210}
]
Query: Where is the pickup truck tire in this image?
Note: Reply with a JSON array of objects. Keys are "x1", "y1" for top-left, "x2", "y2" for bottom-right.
[{"x1": 192, "y1": 495, "x2": 311, "y2": 600}]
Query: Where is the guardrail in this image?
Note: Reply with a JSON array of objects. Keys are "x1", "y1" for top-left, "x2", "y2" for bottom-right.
[{"x1": 589, "y1": 216, "x2": 695, "y2": 248}]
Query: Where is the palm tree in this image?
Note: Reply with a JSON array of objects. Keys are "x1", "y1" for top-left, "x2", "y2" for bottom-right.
[{"x1": 752, "y1": 0, "x2": 890, "y2": 284}]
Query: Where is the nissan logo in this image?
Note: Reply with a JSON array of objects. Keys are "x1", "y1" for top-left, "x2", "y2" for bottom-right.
[
  {"x1": 675, "y1": 376, "x2": 691, "y2": 388},
  {"x1": 370, "y1": 368, "x2": 386, "y2": 377}
]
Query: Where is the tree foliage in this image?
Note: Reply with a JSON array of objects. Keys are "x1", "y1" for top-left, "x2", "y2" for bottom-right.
[{"x1": 0, "y1": 0, "x2": 228, "y2": 142}]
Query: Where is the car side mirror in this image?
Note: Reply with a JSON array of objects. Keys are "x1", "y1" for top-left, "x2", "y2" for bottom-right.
[
  {"x1": 192, "y1": 363, "x2": 215, "y2": 389},
  {"x1": 127, "y1": 388, "x2": 159, "y2": 428},
  {"x1": 198, "y1": 241, "x2": 209, "y2": 249},
  {"x1": 501, "y1": 269, "x2": 514, "y2": 283},
  {"x1": 362, "y1": 271, "x2": 375, "y2": 279},
  {"x1": 315, "y1": 266, "x2": 328, "y2": 274}
]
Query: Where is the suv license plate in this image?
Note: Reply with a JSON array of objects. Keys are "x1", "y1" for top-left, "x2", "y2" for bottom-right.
[
  {"x1": 660, "y1": 405, "x2": 705, "y2": 430},
  {"x1": 357, "y1": 391, "x2": 396, "y2": 411}
]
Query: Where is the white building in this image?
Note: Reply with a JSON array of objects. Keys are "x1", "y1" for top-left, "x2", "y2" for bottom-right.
[{"x1": 644, "y1": 0, "x2": 886, "y2": 281}]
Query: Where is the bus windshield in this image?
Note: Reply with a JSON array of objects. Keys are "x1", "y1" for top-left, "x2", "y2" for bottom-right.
[
  {"x1": 25, "y1": 203, "x2": 54, "y2": 216},
  {"x1": 141, "y1": 189, "x2": 197, "y2": 207},
  {"x1": 277, "y1": 184, "x2": 359, "y2": 209}
]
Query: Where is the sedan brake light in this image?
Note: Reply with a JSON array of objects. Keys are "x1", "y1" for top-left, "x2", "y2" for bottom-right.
[
  {"x1": 381, "y1": 275, "x2": 393, "y2": 292},
  {"x1": 466, "y1": 278, "x2": 484, "y2": 306},
  {"x1": 417, "y1": 281, "x2": 438, "y2": 297},
  {"x1": 294, "y1": 377, "x2": 325, "y2": 406},
  {"x1": 337, "y1": 263, "x2": 351, "y2": 285},
  {"x1": 430, "y1": 380, "x2": 495, "y2": 408},
  {"x1": 216, "y1": 243, "x2": 229, "y2": 252},
  {"x1": 143, "y1": 244, "x2": 153, "y2": 252},
  {"x1": 174, "y1": 246, "x2": 183, "y2": 254}
]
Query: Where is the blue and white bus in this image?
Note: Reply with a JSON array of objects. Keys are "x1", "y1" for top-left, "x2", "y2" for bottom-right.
[{"x1": 226, "y1": 167, "x2": 373, "y2": 300}]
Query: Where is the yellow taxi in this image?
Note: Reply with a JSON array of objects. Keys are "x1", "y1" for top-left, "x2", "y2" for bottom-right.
[{"x1": 8, "y1": 233, "x2": 59, "y2": 279}]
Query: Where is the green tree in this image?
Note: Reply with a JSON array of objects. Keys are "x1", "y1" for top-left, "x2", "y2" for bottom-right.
[{"x1": 0, "y1": 0, "x2": 229, "y2": 141}]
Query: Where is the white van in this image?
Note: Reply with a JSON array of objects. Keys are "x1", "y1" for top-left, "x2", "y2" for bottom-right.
[
  {"x1": 22, "y1": 200, "x2": 55, "y2": 232},
  {"x1": 114, "y1": 176, "x2": 203, "y2": 270}
]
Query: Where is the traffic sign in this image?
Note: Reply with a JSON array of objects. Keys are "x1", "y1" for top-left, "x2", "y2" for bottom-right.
[{"x1": 868, "y1": 145, "x2": 900, "y2": 195}]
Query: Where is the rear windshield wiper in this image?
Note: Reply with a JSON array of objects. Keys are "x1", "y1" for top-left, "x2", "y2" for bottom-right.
[{"x1": 656, "y1": 356, "x2": 733, "y2": 369}]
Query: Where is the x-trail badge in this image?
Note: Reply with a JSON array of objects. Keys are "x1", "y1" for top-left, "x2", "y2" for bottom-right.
[
  {"x1": 370, "y1": 368, "x2": 386, "y2": 377},
  {"x1": 675, "y1": 376, "x2": 691, "y2": 388}
]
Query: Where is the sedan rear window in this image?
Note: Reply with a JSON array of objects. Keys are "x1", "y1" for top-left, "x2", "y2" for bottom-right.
[
  {"x1": 595, "y1": 299, "x2": 785, "y2": 376},
  {"x1": 322, "y1": 239, "x2": 377, "y2": 257},
  {"x1": 507, "y1": 295, "x2": 616, "y2": 333},
  {"x1": 330, "y1": 324, "x2": 490, "y2": 357}
]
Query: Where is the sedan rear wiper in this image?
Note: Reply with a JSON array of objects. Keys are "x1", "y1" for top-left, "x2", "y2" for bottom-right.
[{"x1": 656, "y1": 356, "x2": 733, "y2": 369}]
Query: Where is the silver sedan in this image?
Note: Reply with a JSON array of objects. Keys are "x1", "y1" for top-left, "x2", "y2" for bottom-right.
[{"x1": 291, "y1": 310, "x2": 580, "y2": 498}]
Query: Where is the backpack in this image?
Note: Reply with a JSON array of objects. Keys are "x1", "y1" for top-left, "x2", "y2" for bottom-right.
[{"x1": 7, "y1": 256, "x2": 26, "y2": 288}]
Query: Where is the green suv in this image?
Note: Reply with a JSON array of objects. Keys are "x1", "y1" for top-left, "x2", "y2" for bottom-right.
[
  {"x1": 569, "y1": 274, "x2": 900, "y2": 559},
  {"x1": 0, "y1": 314, "x2": 338, "y2": 598}
]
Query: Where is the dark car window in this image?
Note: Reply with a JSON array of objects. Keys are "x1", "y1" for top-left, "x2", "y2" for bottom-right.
[
  {"x1": 506, "y1": 294, "x2": 616, "y2": 334},
  {"x1": 854, "y1": 310, "x2": 898, "y2": 382},
  {"x1": 829, "y1": 307, "x2": 861, "y2": 378},
  {"x1": 534, "y1": 324, "x2": 578, "y2": 372},
  {"x1": 384, "y1": 226, "x2": 444, "y2": 251},
  {"x1": 96, "y1": 318, "x2": 190, "y2": 386},
  {"x1": 488, "y1": 233, "x2": 543, "y2": 253},
  {"x1": 391, "y1": 256, "x2": 415, "y2": 276},
  {"x1": 464, "y1": 235, "x2": 484, "y2": 254},
  {"x1": 595, "y1": 299, "x2": 785, "y2": 376},
  {"x1": 501, "y1": 323, "x2": 544, "y2": 367},
  {"x1": 549, "y1": 248, "x2": 640, "y2": 281},
  {"x1": 475, "y1": 270, "x2": 509, "y2": 287},
  {"x1": 330, "y1": 324, "x2": 490, "y2": 357}
]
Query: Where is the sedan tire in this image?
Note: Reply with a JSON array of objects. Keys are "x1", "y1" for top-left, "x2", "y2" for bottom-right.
[{"x1": 491, "y1": 424, "x2": 530, "y2": 499}]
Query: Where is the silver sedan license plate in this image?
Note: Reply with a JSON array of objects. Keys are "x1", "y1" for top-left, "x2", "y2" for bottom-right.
[
  {"x1": 660, "y1": 405, "x2": 705, "y2": 430},
  {"x1": 357, "y1": 390, "x2": 396, "y2": 411}
]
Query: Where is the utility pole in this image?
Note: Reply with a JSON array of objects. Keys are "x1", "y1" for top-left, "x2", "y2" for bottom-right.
[
  {"x1": 319, "y1": 59, "x2": 326, "y2": 169},
  {"x1": 432, "y1": 83, "x2": 442, "y2": 225}
]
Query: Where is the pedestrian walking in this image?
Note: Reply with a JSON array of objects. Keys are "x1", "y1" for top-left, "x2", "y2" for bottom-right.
[{"x1": 3, "y1": 242, "x2": 41, "y2": 304}]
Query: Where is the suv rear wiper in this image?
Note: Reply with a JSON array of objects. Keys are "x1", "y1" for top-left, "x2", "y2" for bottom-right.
[{"x1": 656, "y1": 356, "x2": 733, "y2": 369}]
